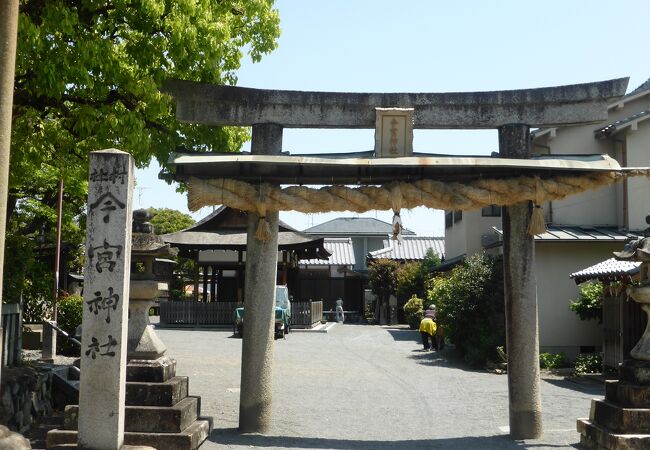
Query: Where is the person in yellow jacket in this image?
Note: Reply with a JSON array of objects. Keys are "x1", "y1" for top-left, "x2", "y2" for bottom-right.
[{"x1": 419, "y1": 307, "x2": 437, "y2": 351}]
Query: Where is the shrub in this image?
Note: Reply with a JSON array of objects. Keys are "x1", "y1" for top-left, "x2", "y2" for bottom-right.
[
  {"x1": 570, "y1": 282, "x2": 603, "y2": 323},
  {"x1": 540, "y1": 352, "x2": 569, "y2": 369},
  {"x1": 403, "y1": 295, "x2": 424, "y2": 329},
  {"x1": 574, "y1": 353, "x2": 602, "y2": 374},
  {"x1": 426, "y1": 253, "x2": 505, "y2": 366},
  {"x1": 57, "y1": 295, "x2": 84, "y2": 356}
]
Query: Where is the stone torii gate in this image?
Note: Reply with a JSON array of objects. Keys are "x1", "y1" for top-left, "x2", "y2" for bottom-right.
[{"x1": 163, "y1": 78, "x2": 629, "y2": 439}]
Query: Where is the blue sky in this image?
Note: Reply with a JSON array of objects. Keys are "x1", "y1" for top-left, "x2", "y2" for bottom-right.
[{"x1": 135, "y1": 0, "x2": 650, "y2": 236}]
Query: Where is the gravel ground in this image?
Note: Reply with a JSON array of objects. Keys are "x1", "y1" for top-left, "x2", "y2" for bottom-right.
[{"x1": 156, "y1": 323, "x2": 601, "y2": 450}]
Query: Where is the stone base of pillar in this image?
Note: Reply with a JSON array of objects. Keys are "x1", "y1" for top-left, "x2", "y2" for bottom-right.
[
  {"x1": 46, "y1": 356, "x2": 211, "y2": 450},
  {"x1": 577, "y1": 359, "x2": 650, "y2": 449}
]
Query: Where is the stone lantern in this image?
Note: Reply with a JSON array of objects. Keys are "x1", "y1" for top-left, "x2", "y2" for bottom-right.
[
  {"x1": 128, "y1": 209, "x2": 178, "y2": 359},
  {"x1": 577, "y1": 214, "x2": 650, "y2": 449}
]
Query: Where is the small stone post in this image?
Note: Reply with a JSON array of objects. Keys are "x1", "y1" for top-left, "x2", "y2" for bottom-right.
[
  {"x1": 239, "y1": 124, "x2": 282, "y2": 433},
  {"x1": 499, "y1": 124, "x2": 543, "y2": 439},
  {"x1": 41, "y1": 321, "x2": 57, "y2": 363},
  {"x1": 78, "y1": 150, "x2": 134, "y2": 450}
]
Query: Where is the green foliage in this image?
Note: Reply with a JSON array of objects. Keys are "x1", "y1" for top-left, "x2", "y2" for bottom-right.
[
  {"x1": 396, "y1": 262, "x2": 426, "y2": 300},
  {"x1": 368, "y1": 258, "x2": 400, "y2": 320},
  {"x1": 574, "y1": 353, "x2": 603, "y2": 374},
  {"x1": 570, "y1": 282, "x2": 603, "y2": 323},
  {"x1": 5, "y1": 1, "x2": 280, "y2": 318},
  {"x1": 148, "y1": 208, "x2": 195, "y2": 235},
  {"x1": 540, "y1": 352, "x2": 569, "y2": 369},
  {"x1": 57, "y1": 295, "x2": 84, "y2": 355},
  {"x1": 420, "y1": 248, "x2": 442, "y2": 273},
  {"x1": 403, "y1": 295, "x2": 424, "y2": 329},
  {"x1": 426, "y1": 253, "x2": 505, "y2": 366}
]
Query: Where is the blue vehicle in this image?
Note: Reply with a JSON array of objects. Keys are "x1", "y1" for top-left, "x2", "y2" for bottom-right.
[{"x1": 234, "y1": 286, "x2": 291, "y2": 338}]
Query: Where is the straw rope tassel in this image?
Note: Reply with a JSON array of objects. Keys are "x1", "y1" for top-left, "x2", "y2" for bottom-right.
[
  {"x1": 255, "y1": 184, "x2": 271, "y2": 241},
  {"x1": 528, "y1": 176, "x2": 547, "y2": 236},
  {"x1": 391, "y1": 183, "x2": 404, "y2": 242}
]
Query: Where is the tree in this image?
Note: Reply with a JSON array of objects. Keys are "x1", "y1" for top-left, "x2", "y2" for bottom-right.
[
  {"x1": 148, "y1": 208, "x2": 195, "y2": 235},
  {"x1": 368, "y1": 258, "x2": 399, "y2": 324},
  {"x1": 4, "y1": 1, "x2": 280, "y2": 312},
  {"x1": 427, "y1": 253, "x2": 505, "y2": 366}
]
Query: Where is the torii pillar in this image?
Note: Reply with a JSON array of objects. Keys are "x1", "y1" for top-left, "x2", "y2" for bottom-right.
[
  {"x1": 239, "y1": 124, "x2": 282, "y2": 432},
  {"x1": 499, "y1": 124, "x2": 542, "y2": 438}
]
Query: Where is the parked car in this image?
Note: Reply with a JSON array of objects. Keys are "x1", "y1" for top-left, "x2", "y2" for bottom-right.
[{"x1": 234, "y1": 285, "x2": 291, "y2": 338}]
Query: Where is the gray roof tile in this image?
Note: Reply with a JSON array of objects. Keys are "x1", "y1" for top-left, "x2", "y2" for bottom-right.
[
  {"x1": 368, "y1": 236, "x2": 444, "y2": 261},
  {"x1": 304, "y1": 217, "x2": 415, "y2": 236},
  {"x1": 569, "y1": 257, "x2": 640, "y2": 284},
  {"x1": 300, "y1": 238, "x2": 355, "y2": 266}
]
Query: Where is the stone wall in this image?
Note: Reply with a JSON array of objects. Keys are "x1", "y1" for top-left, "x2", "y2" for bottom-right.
[{"x1": 0, "y1": 366, "x2": 53, "y2": 434}]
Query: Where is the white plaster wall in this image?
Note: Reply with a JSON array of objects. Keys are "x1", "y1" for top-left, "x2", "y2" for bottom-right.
[
  {"x1": 535, "y1": 241, "x2": 621, "y2": 356},
  {"x1": 443, "y1": 213, "x2": 467, "y2": 259},
  {"x1": 625, "y1": 125, "x2": 650, "y2": 230}
]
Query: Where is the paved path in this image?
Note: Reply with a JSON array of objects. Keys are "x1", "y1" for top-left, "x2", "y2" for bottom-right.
[{"x1": 156, "y1": 324, "x2": 600, "y2": 449}]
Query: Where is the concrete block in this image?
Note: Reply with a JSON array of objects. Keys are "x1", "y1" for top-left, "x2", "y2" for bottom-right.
[
  {"x1": 48, "y1": 419, "x2": 210, "y2": 450},
  {"x1": 127, "y1": 356, "x2": 176, "y2": 382},
  {"x1": 578, "y1": 418, "x2": 650, "y2": 450},
  {"x1": 590, "y1": 399, "x2": 650, "y2": 434},
  {"x1": 620, "y1": 360, "x2": 650, "y2": 385},
  {"x1": 65, "y1": 397, "x2": 198, "y2": 433},
  {"x1": 126, "y1": 376, "x2": 188, "y2": 407},
  {"x1": 606, "y1": 380, "x2": 650, "y2": 408}
]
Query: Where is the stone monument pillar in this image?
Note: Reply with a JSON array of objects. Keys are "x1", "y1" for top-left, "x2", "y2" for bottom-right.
[
  {"x1": 78, "y1": 149, "x2": 134, "y2": 450},
  {"x1": 578, "y1": 216, "x2": 650, "y2": 449},
  {"x1": 239, "y1": 123, "x2": 282, "y2": 433},
  {"x1": 499, "y1": 124, "x2": 543, "y2": 439}
]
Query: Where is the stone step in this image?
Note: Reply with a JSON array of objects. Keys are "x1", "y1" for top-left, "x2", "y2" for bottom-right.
[
  {"x1": 606, "y1": 380, "x2": 650, "y2": 408},
  {"x1": 126, "y1": 376, "x2": 189, "y2": 407},
  {"x1": 127, "y1": 356, "x2": 177, "y2": 383},
  {"x1": 577, "y1": 418, "x2": 650, "y2": 450},
  {"x1": 590, "y1": 398, "x2": 650, "y2": 434},
  {"x1": 64, "y1": 396, "x2": 199, "y2": 433},
  {"x1": 47, "y1": 419, "x2": 210, "y2": 450}
]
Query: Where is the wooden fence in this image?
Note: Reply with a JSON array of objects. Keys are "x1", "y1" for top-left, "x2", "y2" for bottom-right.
[
  {"x1": 603, "y1": 290, "x2": 646, "y2": 370},
  {"x1": 160, "y1": 300, "x2": 323, "y2": 328},
  {"x1": 2, "y1": 303, "x2": 21, "y2": 367}
]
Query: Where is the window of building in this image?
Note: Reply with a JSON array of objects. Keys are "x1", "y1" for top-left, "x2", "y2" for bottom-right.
[
  {"x1": 481, "y1": 205, "x2": 502, "y2": 217},
  {"x1": 445, "y1": 211, "x2": 453, "y2": 229},
  {"x1": 453, "y1": 210, "x2": 462, "y2": 223}
]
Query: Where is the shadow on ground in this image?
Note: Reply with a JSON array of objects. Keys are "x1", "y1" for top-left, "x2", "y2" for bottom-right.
[
  {"x1": 542, "y1": 377, "x2": 604, "y2": 396},
  {"x1": 209, "y1": 429, "x2": 575, "y2": 449},
  {"x1": 384, "y1": 327, "x2": 420, "y2": 342}
]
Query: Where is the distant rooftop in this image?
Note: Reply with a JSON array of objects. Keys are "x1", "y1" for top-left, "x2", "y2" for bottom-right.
[
  {"x1": 303, "y1": 217, "x2": 415, "y2": 237},
  {"x1": 493, "y1": 225, "x2": 634, "y2": 242},
  {"x1": 628, "y1": 78, "x2": 650, "y2": 97},
  {"x1": 300, "y1": 238, "x2": 355, "y2": 266},
  {"x1": 368, "y1": 236, "x2": 444, "y2": 261}
]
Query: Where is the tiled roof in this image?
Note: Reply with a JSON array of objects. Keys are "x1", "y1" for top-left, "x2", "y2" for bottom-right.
[
  {"x1": 300, "y1": 238, "x2": 355, "y2": 266},
  {"x1": 595, "y1": 108, "x2": 650, "y2": 139},
  {"x1": 368, "y1": 236, "x2": 444, "y2": 261},
  {"x1": 304, "y1": 217, "x2": 415, "y2": 236},
  {"x1": 569, "y1": 257, "x2": 640, "y2": 284},
  {"x1": 493, "y1": 225, "x2": 633, "y2": 242},
  {"x1": 628, "y1": 78, "x2": 650, "y2": 97}
]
